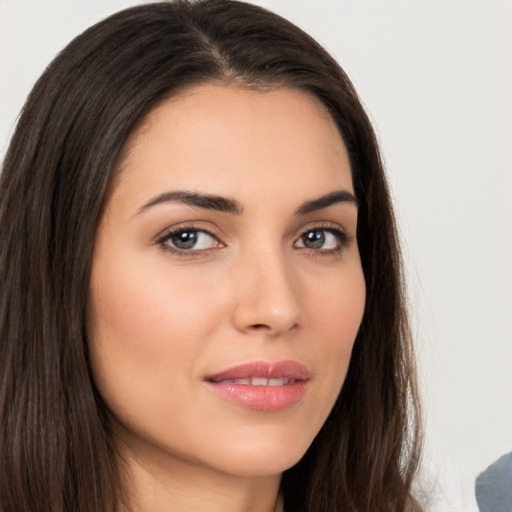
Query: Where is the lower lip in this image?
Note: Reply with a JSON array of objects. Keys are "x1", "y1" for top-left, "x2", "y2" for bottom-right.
[{"x1": 205, "y1": 381, "x2": 307, "y2": 411}]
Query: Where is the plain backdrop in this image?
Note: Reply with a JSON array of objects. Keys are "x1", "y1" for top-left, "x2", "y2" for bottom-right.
[{"x1": 1, "y1": 1, "x2": 511, "y2": 510}]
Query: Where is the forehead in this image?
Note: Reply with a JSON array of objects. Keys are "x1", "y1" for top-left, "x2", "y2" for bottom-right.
[{"x1": 113, "y1": 84, "x2": 353, "y2": 210}]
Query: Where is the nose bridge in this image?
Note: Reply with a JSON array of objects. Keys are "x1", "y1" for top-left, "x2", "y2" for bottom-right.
[{"x1": 232, "y1": 239, "x2": 301, "y2": 335}]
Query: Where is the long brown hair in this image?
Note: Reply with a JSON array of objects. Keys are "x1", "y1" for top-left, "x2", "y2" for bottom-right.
[{"x1": 0, "y1": 1, "x2": 422, "y2": 511}]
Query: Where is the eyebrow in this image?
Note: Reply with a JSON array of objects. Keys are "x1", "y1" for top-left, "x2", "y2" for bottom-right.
[
  {"x1": 295, "y1": 190, "x2": 359, "y2": 214},
  {"x1": 137, "y1": 189, "x2": 358, "y2": 216},
  {"x1": 137, "y1": 191, "x2": 243, "y2": 215}
]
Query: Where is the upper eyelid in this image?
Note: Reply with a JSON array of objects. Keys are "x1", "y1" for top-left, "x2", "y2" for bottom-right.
[
  {"x1": 296, "y1": 221, "x2": 350, "y2": 237},
  {"x1": 298, "y1": 220, "x2": 343, "y2": 231}
]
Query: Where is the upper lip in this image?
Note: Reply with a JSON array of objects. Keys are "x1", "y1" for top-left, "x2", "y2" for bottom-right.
[{"x1": 205, "y1": 360, "x2": 310, "y2": 383}]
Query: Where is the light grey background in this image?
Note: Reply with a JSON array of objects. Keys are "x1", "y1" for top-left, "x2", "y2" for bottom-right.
[{"x1": 1, "y1": 1, "x2": 511, "y2": 510}]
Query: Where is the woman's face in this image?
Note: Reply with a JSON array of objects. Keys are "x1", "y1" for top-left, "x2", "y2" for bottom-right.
[{"x1": 88, "y1": 85, "x2": 365, "y2": 479}]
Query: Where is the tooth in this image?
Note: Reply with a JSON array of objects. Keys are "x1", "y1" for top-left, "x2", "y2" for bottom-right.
[
  {"x1": 217, "y1": 377, "x2": 293, "y2": 386},
  {"x1": 251, "y1": 377, "x2": 268, "y2": 386}
]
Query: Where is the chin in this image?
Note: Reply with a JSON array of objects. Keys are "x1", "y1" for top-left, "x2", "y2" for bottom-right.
[{"x1": 206, "y1": 433, "x2": 313, "y2": 478}]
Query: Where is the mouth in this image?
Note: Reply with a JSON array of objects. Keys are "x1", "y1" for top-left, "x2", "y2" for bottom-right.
[
  {"x1": 204, "y1": 360, "x2": 310, "y2": 411},
  {"x1": 211, "y1": 377, "x2": 295, "y2": 386}
]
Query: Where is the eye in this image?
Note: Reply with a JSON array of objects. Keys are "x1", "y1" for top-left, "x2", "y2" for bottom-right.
[
  {"x1": 295, "y1": 227, "x2": 349, "y2": 252},
  {"x1": 158, "y1": 228, "x2": 222, "y2": 253}
]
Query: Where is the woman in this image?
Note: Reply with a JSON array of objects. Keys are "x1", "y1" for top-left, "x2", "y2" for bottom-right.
[{"x1": 0, "y1": 1, "x2": 422, "y2": 511}]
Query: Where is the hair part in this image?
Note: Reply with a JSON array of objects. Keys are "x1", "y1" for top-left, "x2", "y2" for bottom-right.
[{"x1": 0, "y1": 1, "x2": 422, "y2": 511}]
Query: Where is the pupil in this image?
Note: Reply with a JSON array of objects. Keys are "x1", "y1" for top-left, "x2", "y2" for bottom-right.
[
  {"x1": 172, "y1": 231, "x2": 197, "y2": 249},
  {"x1": 304, "y1": 230, "x2": 325, "y2": 249}
]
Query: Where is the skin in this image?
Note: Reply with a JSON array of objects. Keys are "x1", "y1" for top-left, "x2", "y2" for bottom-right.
[{"x1": 88, "y1": 85, "x2": 366, "y2": 512}]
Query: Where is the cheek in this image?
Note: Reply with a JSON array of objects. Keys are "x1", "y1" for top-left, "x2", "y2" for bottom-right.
[
  {"x1": 304, "y1": 258, "x2": 366, "y2": 347},
  {"x1": 87, "y1": 253, "x2": 220, "y2": 421},
  {"x1": 324, "y1": 270, "x2": 364, "y2": 356},
  {"x1": 89, "y1": 248, "x2": 219, "y2": 347},
  {"x1": 297, "y1": 261, "x2": 366, "y2": 421}
]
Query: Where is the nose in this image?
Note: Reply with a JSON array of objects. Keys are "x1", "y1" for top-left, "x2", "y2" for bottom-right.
[{"x1": 231, "y1": 249, "x2": 301, "y2": 336}]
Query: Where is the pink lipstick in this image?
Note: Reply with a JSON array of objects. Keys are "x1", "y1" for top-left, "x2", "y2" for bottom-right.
[{"x1": 204, "y1": 360, "x2": 309, "y2": 411}]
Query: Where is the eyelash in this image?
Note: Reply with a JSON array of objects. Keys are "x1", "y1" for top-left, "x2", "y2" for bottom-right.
[{"x1": 156, "y1": 222, "x2": 351, "y2": 257}]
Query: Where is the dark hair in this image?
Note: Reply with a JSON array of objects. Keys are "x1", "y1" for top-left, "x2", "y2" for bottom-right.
[{"x1": 0, "y1": 1, "x2": 422, "y2": 511}]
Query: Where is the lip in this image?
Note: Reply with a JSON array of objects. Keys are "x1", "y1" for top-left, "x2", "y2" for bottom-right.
[{"x1": 204, "y1": 360, "x2": 310, "y2": 412}]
